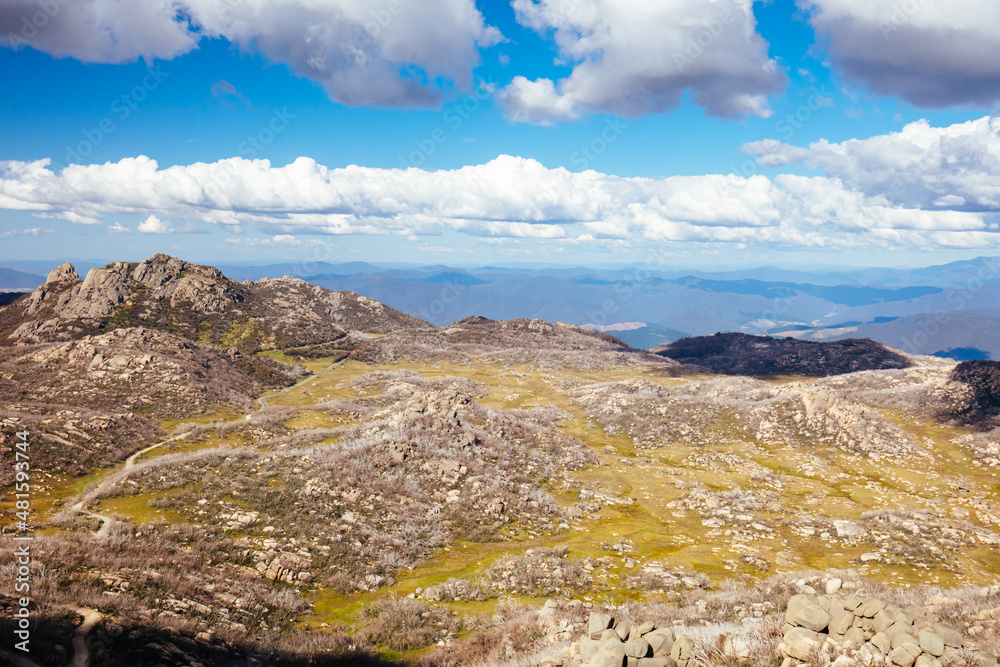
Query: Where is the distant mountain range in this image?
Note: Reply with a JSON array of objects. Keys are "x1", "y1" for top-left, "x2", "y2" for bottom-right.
[
  {"x1": 3, "y1": 255, "x2": 998, "y2": 359},
  {"x1": 0, "y1": 267, "x2": 46, "y2": 290}
]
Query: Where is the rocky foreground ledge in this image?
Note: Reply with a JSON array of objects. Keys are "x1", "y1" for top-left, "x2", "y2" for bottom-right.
[
  {"x1": 535, "y1": 584, "x2": 998, "y2": 667},
  {"x1": 779, "y1": 590, "x2": 989, "y2": 667}
]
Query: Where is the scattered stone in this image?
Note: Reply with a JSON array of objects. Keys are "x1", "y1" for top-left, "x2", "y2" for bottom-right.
[
  {"x1": 590, "y1": 612, "x2": 614, "y2": 640},
  {"x1": 786, "y1": 603, "x2": 832, "y2": 632}
]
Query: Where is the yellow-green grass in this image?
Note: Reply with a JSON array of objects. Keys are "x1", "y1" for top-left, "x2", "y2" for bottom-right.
[
  {"x1": 131, "y1": 430, "x2": 251, "y2": 465},
  {"x1": 159, "y1": 406, "x2": 244, "y2": 435},
  {"x1": 0, "y1": 466, "x2": 108, "y2": 521},
  {"x1": 259, "y1": 350, "x2": 343, "y2": 374},
  {"x1": 96, "y1": 490, "x2": 186, "y2": 525},
  {"x1": 283, "y1": 410, "x2": 355, "y2": 431},
  {"x1": 27, "y1": 351, "x2": 1000, "y2": 636}
]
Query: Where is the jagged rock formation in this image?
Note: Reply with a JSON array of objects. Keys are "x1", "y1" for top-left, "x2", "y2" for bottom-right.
[
  {"x1": 0, "y1": 254, "x2": 429, "y2": 353},
  {"x1": 655, "y1": 333, "x2": 912, "y2": 377}
]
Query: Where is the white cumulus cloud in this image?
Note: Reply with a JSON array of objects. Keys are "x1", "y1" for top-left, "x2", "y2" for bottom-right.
[
  {"x1": 137, "y1": 214, "x2": 172, "y2": 234},
  {"x1": 501, "y1": 0, "x2": 786, "y2": 123},
  {"x1": 799, "y1": 0, "x2": 1000, "y2": 107},
  {"x1": 0, "y1": 0, "x2": 499, "y2": 107},
  {"x1": 744, "y1": 116, "x2": 1000, "y2": 211}
]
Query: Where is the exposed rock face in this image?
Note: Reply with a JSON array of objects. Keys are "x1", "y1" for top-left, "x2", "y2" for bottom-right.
[
  {"x1": 656, "y1": 332, "x2": 912, "y2": 377},
  {"x1": 46, "y1": 262, "x2": 79, "y2": 284},
  {"x1": 441, "y1": 316, "x2": 632, "y2": 351},
  {"x1": 1, "y1": 326, "x2": 298, "y2": 418},
  {"x1": 0, "y1": 254, "x2": 430, "y2": 352},
  {"x1": 248, "y1": 275, "x2": 429, "y2": 352}
]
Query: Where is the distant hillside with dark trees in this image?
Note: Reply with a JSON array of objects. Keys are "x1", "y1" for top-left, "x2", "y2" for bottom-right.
[
  {"x1": 655, "y1": 332, "x2": 912, "y2": 377},
  {"x1": 950, "y1": 360, "x2": 1000, "y2": 426}
]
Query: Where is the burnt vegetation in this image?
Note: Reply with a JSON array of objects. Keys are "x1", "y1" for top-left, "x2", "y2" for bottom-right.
[
  {"x1": 656, "y1": 332, "x2": 912, "y2": 377},
  {"x1": 948, "y1": 359, "x2": 1000, "y2": 427}
]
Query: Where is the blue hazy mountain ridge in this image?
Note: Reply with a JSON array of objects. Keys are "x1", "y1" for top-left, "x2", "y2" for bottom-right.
[
  {"x1": 399, "y1": 272, "x2": 490, "y2": 285},
  {"x1": 784, "y1": 311, "x2": 1000, "y2": 361},
  {"x1": 2, "y1": 256, "x2": 999, "y2": 358},
  {"x1": 576, "y1": 276, "x2": 943, "y2": 307},
  {"x1": 819, "y1": 256, "x2": 1000, "y2": 287},
  {"x1": 0, "y1": 267, "x2": 46, "y2": 290}
]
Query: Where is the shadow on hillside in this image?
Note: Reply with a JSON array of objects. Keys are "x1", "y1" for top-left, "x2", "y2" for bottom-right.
[{"x1": 0, "y1": 611, "x2": 407, "y2": 667}]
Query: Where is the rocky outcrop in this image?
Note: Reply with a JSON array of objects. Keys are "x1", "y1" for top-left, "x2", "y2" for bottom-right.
[
  {"x1": 348, "y1": 314, "x2": 652, "y2": 368},
  {"x1": 441, "y1": 316, "x2": 633, "y2": 352},
  {"x1": 779, "y1": 592, "x2": 991, "y2": 667},
  {"x1": 0, "y1": 254, "x2": 430, "y2": 351},
  {"x1": 46, "y1": 262, "x2": 79, "y2": 284}
]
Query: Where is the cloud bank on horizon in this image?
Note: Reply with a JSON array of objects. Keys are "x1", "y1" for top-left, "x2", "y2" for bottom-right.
[{"x1": 2, "y1": 115, "x2": 999, "y2": 251}]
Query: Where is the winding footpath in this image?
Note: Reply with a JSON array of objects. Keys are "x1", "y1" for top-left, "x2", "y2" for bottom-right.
[
  {"x1": 67, "y1": 355, "x2": 348, "y2": 537},
  {"x1": 69, "y1": 607, "x2": 103, "y2": 667},
  {"x1": 0, "y1": 607, "x2": 102, "y2": 667},
  {"x1": 37, "y1": 357, "x2": 351, "y2": 664},
  {"x1": 257, "y1": 357, "x2": 345, "y2": 409},
  {"x1": 0, "y1": 358, "x2": 351, "y2": 666}
]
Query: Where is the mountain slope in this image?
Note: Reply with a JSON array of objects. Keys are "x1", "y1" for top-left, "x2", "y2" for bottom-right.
[
  {"x1": 0, "y1": 254, "x2": 430, "y2": 353},
  {"x1": 779, "y1": 311, "x2": 1000, "y2": 361},
  {"x1": 0, "y1": 267, "x2": 45, "y2": 290}
]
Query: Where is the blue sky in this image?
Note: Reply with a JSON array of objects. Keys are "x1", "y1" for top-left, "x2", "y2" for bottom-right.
[{"x1": 1, "y1": 0, "x2": 998, "y2": 268}]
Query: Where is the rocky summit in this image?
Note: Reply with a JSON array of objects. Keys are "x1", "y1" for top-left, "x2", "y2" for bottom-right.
[{"x1": 0, "y1": 253, "x2": 429, "y2": 353}]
